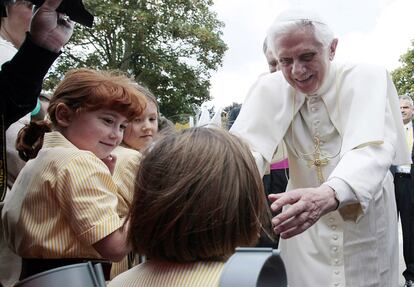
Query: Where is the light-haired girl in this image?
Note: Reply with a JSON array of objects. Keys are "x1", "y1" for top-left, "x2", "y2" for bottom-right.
[
  {"x1": 2, "y1": 68, "x2": 146, "y2": 280},
  {"x1": 122, "y1": 85, "x2": 160, "y2": 152}
]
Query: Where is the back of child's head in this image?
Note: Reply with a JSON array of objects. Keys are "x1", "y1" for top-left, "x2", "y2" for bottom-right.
[
  {"x1": 16, "y1": 68, "x2": 147, "y2": 160},
  {"x1": 128, "y1": 127, "x2": 270, "y2": 262}
]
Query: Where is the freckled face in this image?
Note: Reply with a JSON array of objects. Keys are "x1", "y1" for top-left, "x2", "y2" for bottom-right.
[
  {"x1": 62, "y1": 109, "x2": 128, "y2": 159},
  {"x1": 123, "y1": 102, "x2": 159, "y2": 152},
  {"x1": 275, "y1": 27, "x2": 336, "y2": 95}
]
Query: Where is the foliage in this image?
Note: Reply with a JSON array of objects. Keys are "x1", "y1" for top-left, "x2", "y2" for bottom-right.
[
  {"x1": 392, "y1": 39, "x2": 414, "y2": 97},
  {"x1": 44, "y1": 0, "x2": 227, "y2": 118}
]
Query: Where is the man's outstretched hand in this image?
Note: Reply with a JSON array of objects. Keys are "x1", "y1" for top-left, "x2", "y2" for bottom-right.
[{"x1": 269, "y1": 185, "x2": 339, "y2": 239}]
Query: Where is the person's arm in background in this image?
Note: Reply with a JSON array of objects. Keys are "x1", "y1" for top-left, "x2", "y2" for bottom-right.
[{"x1": 1, "y1": 0, "x2": 74, "y2": 129}]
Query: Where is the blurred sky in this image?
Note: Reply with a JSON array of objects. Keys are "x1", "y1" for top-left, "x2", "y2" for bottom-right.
[{"x1": 209, "y1": 0, "x2": 414, "y2": 108}]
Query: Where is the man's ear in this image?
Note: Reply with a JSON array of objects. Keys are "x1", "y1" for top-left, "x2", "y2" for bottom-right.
[
  {"x1": 329, "y1": 38, "x2": 338, "y2": 61},
  {"x1": 54, "y1": 103, "x2": 74, "y2": 127}
]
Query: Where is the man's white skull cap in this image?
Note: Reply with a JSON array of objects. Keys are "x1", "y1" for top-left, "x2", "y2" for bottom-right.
[{"x1": 274, "y1": 8, "x2": 327, "y2": 25}]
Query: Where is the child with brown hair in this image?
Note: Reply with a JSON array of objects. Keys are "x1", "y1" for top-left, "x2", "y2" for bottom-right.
[
  {"x1": 109, "y1": 127, "x2": 273, "y2": 287},
  {"x1": 2, "y1": 68, "x2": 146, "y2": 280}
]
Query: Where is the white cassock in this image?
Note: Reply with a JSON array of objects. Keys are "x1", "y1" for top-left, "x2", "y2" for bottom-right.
[{"x1": 230, "y1": 62, "x2": 411, "y2": 287}]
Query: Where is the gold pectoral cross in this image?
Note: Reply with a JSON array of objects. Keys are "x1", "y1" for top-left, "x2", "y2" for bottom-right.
[{"x1": 307, "y1": 136, "x2": 329, "y2": 184}]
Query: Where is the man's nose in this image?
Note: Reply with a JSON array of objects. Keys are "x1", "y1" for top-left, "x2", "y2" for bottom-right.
[{"x1": 292, "y1": 61, "x2": 305, "y2": 75}]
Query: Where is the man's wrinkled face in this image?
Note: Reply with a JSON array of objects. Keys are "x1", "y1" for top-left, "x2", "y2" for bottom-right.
[
  {"x1": 275, "y1": 27, "x2": 337, "y2": 95},
  {"x1": 400, "y1": 99, "x2": 414, "y2": 125}
]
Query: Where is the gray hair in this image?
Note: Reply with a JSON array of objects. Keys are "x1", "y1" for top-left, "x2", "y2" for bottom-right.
[
  {"x1": 262, "y1": 37, "x2": 268, "y2": 54},
  {"x1": 400, "y1": 94, "x2": 414, "y2": 107},
  {"x1": 266, "y1": 8, "x2": 335, "y2": 57}
]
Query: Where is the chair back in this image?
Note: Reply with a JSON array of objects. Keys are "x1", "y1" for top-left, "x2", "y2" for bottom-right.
[
  {"x1": 14, "y1": 262, "x2": 106, "y2": 287},
  {"x1": 219, "y1": 248, "x2": 287, "y2": 287}
]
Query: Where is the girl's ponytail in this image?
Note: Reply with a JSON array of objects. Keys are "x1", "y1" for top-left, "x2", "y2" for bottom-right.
[{"x1": 16, "y1": 120, "x2": 51, "y2": 161}]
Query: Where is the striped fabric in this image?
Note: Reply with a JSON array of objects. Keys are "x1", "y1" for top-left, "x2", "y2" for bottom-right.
[
  {"x1": 1, "y1": 131, "x2": 123, "y2": 259},
  {"x1": 111, "y1": 145, "x2": 142, "y2": 217},
  {"x1": 110, "y1": 146, "x2": 142, "y2": 278},
  {"x1": 108, "y1": 260, "x2": 225, "y2": 287}
]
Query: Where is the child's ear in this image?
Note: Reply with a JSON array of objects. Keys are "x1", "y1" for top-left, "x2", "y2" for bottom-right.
[{"x1": 55, "y1": 103, "x2": 74, "y2": 127}]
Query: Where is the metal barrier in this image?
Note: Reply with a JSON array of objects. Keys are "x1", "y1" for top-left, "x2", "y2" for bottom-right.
[
  {"x1": 14, "y1": 262, "x2": 105, "y2": 287},
  {"x1": 219, "y1": 248, "x2": 287, "y2": 287}
]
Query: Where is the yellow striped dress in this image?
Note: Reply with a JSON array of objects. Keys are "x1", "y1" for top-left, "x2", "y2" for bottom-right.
[
  {"x1": 110, "y1": 145, "x2": 142, "y2": 278},
  {"x1": 2, "y1": 131, "x2": 123, "y2": 259},
  {"x1": 108, "y1": 260, "x2": 225, "y2": 287}
]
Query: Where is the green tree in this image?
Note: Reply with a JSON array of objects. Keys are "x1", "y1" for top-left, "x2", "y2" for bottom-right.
[
  {"x1": 392, "y1": 39, "x2": 414, "y2": 96},
  {"x1": 45, "y1": 0, "x2": 227, "y2": 118}
]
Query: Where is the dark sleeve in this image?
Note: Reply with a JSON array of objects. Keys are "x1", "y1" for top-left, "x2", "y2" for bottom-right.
[{"x1": 0, "y1": 33, "x2": 61, "y2": 129}]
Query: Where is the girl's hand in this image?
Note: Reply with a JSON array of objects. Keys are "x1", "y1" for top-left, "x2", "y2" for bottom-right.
[{"x1": 102, "y1": 154, "x2": 117, "y2": 175}]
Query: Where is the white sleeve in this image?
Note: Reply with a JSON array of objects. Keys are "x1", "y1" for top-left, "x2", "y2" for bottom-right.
[
  {"x1": 252, "y1": 151, "x2": 268, "y2": 178},
  {"x1": 327, "y1": 141, "x2": 394, "y2": 221},
  {"x1": 324, "y1": 177, "x2": 357, "y2": 208},
  {"x1": 326, "y1": 90, "x2": 399, "y2": 222}
]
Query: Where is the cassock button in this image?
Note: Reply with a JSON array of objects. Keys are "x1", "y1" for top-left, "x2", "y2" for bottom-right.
[
  {"x1": 332, "y1": 246, "x2": 338, "y2": 252},
  {"x1": 334, "y1": 258, "x2": 340, "y2": 264},
  {"x1": 334, "y1": 270, "x2": 340, "y2": 275},
  {"x1": 334, "y1": 283, "x2": 340, "y2": 286},
  {"x1": 332, "y1": 235, "x2": 338, "y2": 240},
  {"x1": 329, "y1": 218, "x2": 335, "y2": 223},
  {"x1": 331, "y1": 225, "x2": 337, "y2": 230}
]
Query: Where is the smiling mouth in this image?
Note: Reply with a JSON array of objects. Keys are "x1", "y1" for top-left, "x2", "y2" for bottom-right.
[
  {"x1": 100, "y1": 142, "x2": 115, "y2": 147},
  {"x1": 296, "y1": 75, "x2": 313, "y2": 83}
]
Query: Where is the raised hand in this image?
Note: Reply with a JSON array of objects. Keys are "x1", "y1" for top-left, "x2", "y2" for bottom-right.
[
  {"x1": 101, "y1": 154, "x2": 117, "y2": 175},
  {"x1": 30, "y1": 0, "x2": 74, "y2": 52}
]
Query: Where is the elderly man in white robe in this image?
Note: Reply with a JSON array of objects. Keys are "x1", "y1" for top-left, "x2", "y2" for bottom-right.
[{"x1": 230, "y1": 8, "x2": 410, "y2": 287}]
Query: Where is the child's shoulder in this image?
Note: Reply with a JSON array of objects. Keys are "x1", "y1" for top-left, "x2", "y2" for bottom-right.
[
  {"x1": 40, "y1": 146, "x2": 106, "y2": 173},
  {"x1": 113, "y1": 146, "x2": 142, "y2": 168},
  {"x1": 41, "y1": 131, "x2": 102, "y2": 163},
  {"x1": 113, "y1": 146, "x2": 141, "y2": 159}
]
